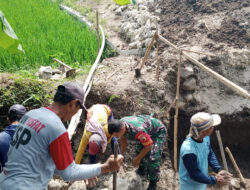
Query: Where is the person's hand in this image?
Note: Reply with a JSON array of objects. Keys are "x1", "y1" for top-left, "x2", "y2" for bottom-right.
[
  {"x1": 101, "y1": 154, "x2": 124, "y2": 173},
  {"x1": 84, "y1": 177, "x2": 98, "y2": 187},
  {"x1": 132, "y1": 157, "x2": 141, "y2": 167},
  {"x1": 218, "y1": 170, "x2": 233, "y2": 178},
  {"x1": 215, "y1": 170, "x2": 232, "y2": 186}
]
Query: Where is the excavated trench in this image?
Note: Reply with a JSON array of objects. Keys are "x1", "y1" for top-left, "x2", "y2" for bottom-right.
[
  {"x1": 77, "y1": 88, "x2": 250, "y2": 179},
  {"x1": 163, "y1": 109, "x2": 250, "y2": 178}
]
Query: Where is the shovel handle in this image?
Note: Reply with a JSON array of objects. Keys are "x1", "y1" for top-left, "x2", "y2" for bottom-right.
[
  {"x1": 113, "y1": 142, "x2": 119, "y2": 190},
  {"x1": 225, "y1": 147, "x2": 246, "y2": 187}
]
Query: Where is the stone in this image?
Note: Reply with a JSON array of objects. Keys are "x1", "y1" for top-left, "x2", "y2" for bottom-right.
[
  {"x1": 145, "y1": 19, "x2": 151, "y2": 30},
  {"x1": 115, "y1": 7, "x2": 122, "y2": 16},
  {"x1": 48, "y1": 179, "x2": 68, "y2": 190},
  {"x1": 51, "y1": 74, "x2": 63, "y2": 80},
  {"x1": 184, "y1": 93, "x2": 194, "y2": 102},
  {"x1": 104, "y1": 171, "x2": 147, "y2": 190},
  {"x1": 128, "y1": 42, "x2": 137, "y2": 49},
  {"x1": 38, "y1": 66, "x2": 52, "y2": 80},
  {"x1": 139, "y1": 5, "x2": 147, "y2": 11},
  {"x1": 183, "y1": 77, "x2": 196, "y2": 91},
  {"x1": 181, "y1": 66, "x2": 194, "y2": 79},
  {"x1": 68, "y1": 181, "x2": 86, "y2": 190},
  {"x1": 52, "y1": 69, "x2": 62, "y2": 75}
]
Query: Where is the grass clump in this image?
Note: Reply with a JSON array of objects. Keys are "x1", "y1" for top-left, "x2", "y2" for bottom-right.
[
  {"x1": 0, "y1": 73, "x2": 55, "y2": 128},
  {"x1": 0, "y1": 0, "x2": 99, "y2": 72}
]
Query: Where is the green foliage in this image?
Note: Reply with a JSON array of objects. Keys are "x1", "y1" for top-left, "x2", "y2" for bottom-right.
[
  {"x1": 102, "y1": 43, "x2": 118, "y2": 59},
  {"x1": 108, "y1": 94, "x2": 120, "y2": 105},
  {"x1": 0, "y1": 0, "x2": 99, "y2": 72},
  {"x1": 0, "y1": 74, "x2": 55, "y2": 128}
]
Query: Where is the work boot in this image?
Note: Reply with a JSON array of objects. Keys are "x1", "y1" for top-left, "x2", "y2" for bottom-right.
[
  {"x1": 146, "y1": 180, "x2": 157, "y2": 190},
  {"x1": 135, "y1": 166, "x2": 146, "y2": 177}
]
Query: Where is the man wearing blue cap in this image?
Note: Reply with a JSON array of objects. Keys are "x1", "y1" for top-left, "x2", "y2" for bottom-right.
[
  {"x1": 0, "y1": 104, "x2": 27, "y2": 173},
  {"x1": 179, "y1": 112, "x2": 232, "y2": 190},
  {"x1": 0, "y1": 82, "x2": 123, "y2": 190}
]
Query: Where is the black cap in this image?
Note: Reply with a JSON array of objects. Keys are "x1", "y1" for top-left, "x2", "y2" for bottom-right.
[
  {"x1": 8, "y1": 104, "x2": 27, "y2": 118},
  {"x1": 57, "y1": 82, "x2": 86, "y2": 110}
]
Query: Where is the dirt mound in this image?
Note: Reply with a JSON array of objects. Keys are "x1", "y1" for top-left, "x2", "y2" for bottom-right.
[{"x1": 157, "y1": 0, "x2": 250, "y2": 49}]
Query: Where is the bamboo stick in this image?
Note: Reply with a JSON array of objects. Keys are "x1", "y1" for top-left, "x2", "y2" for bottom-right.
[
  {"x1": 174, "y1": 51, "x2": 182, "y2": 171},
  {"x1": 113, "y1": 142, "x2": 119, "y2": 190},
  {"x1": 165, "y1": 98, "x2": 177, "y2": 117},
  {"x1": 158, "y1": 35, "x2": 250, "y2": 100},
  {"x1": 156, "y1": 20, "x2": 160, "y2": 80},
  {"x1": 225, "y1": 147, "x2": 246, "y2": 187},
  {"x1": 216, "y1": 130, "x2": 229, "y2": 171},
  {"x1": 140, "y1": 32, "x2": 156, "y2": 70}
]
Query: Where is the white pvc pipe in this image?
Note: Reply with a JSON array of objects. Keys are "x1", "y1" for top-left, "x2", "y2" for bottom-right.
[{"x1": 60, "y1": 5, "x2": 106, "y2": 140}]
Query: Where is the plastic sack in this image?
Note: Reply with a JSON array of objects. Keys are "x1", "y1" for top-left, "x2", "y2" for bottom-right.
[
  {"x1": 0, "y1": 10, "x2": 23, "y2": 53},
  {"x1": 113, "y1": 0, "x2": 136, "y2": 5}
]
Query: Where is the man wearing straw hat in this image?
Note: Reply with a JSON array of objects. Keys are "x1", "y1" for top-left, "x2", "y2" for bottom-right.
[{"x1": 179, "y1": 112, "x2": 232, "y2": 190}]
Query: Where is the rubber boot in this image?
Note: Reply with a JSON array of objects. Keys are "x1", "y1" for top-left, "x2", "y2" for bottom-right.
[{"x1": 146, "y1": 180, "x2": 157, "y2": 190}]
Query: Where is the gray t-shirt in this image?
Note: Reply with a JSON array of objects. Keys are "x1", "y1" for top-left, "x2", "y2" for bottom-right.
[{"x1": 0, "y1": 107, "x2": 101, "y2": 190}]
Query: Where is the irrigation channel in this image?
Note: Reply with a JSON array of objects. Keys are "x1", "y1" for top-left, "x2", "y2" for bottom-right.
[{"x1": 60, "y1": 3, "x2": 250, "y2": 190}]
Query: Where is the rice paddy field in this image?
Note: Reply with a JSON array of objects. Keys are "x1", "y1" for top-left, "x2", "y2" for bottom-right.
[{"x1": 0, "y1": 0, "x2": 99, "y2": 73}]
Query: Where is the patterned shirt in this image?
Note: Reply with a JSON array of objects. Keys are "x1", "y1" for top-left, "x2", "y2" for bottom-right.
[{"x1": 121, "y1": 115, "x2": 166, "y2": 146}]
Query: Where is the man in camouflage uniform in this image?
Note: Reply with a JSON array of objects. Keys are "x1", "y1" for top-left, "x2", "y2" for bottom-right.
[{"x1": 108, "y1": 115, "x2": 167, "y2": 190}]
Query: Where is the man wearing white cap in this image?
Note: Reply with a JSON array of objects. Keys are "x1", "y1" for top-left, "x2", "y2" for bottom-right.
[{"x1": 179, "y1": 112, "x2": 232, "y2": 190}]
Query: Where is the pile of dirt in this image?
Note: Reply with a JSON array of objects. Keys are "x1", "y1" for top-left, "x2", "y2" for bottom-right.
[{"x1": 157, "y1": 0, "x2": 249, "y2": 49}]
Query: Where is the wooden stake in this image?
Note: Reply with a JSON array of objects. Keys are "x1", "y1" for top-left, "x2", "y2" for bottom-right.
[
  {"x1": 165, "y1": 98, "x2": 177, "y2": 117},
  {"x1": 113, "y1": 142, "x2": 119, "y2": 190},
  {"x1": 174, "y1": 51, "x2": 182, "y2": 171},
  {"x1": 96, "y1": 10, "x2": 100, "y2": 52},
  {"x1": 225, "y1": 147, "x2": 246, "y2": 187},
  {"x1": 140, "y1": 32, "x2": 156, "y2": 70},
  {"x1": 156, "y1": 19, "x2": 160, "y2": 80},
  {"x1": 216, "y1": 130, "x2": 228, "y2": 171}
]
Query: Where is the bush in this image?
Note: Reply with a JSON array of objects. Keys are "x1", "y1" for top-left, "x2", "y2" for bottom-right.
[{"x1": 0, "y1": 73, "x2": 55, "y2": 129}]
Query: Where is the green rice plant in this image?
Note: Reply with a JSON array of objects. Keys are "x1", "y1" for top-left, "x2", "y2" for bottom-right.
[{"x1": 0, "y1": 0, "x2": 99, "y2": 72}]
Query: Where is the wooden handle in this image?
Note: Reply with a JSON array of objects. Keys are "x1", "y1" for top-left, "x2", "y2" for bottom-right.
[
  {"x1": 225, "y1": 147, "x2": 246, "y2": 186},
  {"x1": 53, "y1": 58, "x2": 72, "y2": 70},
  {"x1": 113, "y1": 142, "x2": 119, "y2": 190},
  {"x1": 215, "y1": 130, "x2": 228, "y2": 171}
]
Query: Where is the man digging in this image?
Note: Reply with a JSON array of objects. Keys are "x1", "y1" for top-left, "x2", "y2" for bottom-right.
[{"x1": 108, "y1": 115, "x2": 167, "y2": 190}]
